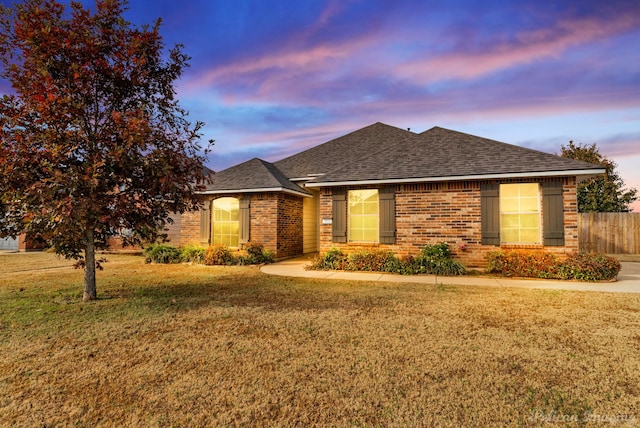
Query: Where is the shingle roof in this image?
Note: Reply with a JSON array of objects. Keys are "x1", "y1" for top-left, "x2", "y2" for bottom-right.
[
  {"x1": 205, "y1": 123, "x2": 605, "y2": 194},
  {"x1": 274, "y1": 122, "x2": 415, "y2": 178},
  {"x1": 203, "y1": 158, "x2": 310, "y2": 196},
  {"x1": 306, "y1": 126, "x2": 604, "y2": 185}
]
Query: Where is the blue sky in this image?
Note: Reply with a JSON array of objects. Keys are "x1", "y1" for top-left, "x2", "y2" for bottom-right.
[{"x1": 5, "y1": 0, "x2": 640, "y2": 209}]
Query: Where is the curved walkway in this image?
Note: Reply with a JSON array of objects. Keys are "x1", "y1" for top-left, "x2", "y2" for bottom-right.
[{"x1": 261, "y1": 258, "x2": 640, "y2": 293}]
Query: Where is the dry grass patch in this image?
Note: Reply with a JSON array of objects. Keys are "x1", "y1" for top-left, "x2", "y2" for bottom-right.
[{"x1": 0, "y1": 252, "x2": 639, "y2": 426}]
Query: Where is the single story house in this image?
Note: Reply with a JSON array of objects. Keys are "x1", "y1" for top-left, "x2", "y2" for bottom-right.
[
  {"x1": 178, "y1": 123, "x2": 605, "y2": 267},
  {"x1": 0, "y1": 234, "x2": 45, "y2": 251}
]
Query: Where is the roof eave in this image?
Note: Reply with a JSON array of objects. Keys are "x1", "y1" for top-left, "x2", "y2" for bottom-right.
[
  {"x1": 304, "y1": 169, "x2": 606, "y2": 188},
  {"x1": 198, "y1": 187, "x2": 312, "y2": 198}
]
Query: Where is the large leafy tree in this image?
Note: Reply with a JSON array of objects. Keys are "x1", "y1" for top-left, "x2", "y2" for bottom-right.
[
  {"x1": 561, "y1": 141, "x2": 637, "y2": 212},
  {"x1": 0, "y1": 0, "x2": 212, "y2": 300}
]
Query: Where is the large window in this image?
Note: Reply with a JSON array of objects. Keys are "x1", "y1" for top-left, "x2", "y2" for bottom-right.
[
  {"x1": 348, "y1": 189, "x2": 379, "y2": 242},
  {"x1": 500, "y1": 183, "x2": 540, "y2": 244},
  {"x1": 213, "y1": 197, "x2": 239, "y2": 247}
]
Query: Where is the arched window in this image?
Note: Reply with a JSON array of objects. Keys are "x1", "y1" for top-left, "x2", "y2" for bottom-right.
[{"x1": 212, "y1": 197, "x2": 239, "y2": 247}]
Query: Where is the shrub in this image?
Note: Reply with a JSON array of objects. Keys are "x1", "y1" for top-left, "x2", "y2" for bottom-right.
[
  {"x1": 307, "y1": 248, "x2": 348, "y2": 270},
  {"x1": 486, "y1": 251, "x2": 620, "y2": 281},
  {"x1": 248, "y1": 243, "x2": 274, "y2": 264},
  {"x1": 179, "y1": 245, "x2": 206, "y2": 264},
  {"x1": 203, "y1": 245, "x2": 235, "y2": 265},
  {"x1": 421, "y1": 242, "x2": 452, "y2": 260},
  {"x1": 345, "y1": 250, "x2": 397, "y2": 272},
  {"x1": 143, "y1": 244, "x2": 181, "y2": 264},
  {"x1": 396, "y1": 255, "x2": 418, "y2": 275},
  {"x1": 558, "y1": 253, "x2": 621, "y2": 281},
  {"x1": 237, "y1": 243, "x2": 274, "y2": 265},
  {"x1": 307, "y1": 244, "x2": 466, "y2": 276},
  {"x1": 411, "y1": 243, "x2": 466, "y2": 276},
  {"x1": 485, "y1": 251, "x2": 559, "y2": 278}
]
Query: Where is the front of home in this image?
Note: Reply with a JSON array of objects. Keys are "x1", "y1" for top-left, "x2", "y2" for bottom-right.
[{"x1": 177, "y1": 123, "x2": 604, "y2": 267}]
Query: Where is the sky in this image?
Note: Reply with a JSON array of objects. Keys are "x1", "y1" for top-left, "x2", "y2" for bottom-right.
[{"x1": 4, "y1": 0, "x2": 640, "y2": 210}]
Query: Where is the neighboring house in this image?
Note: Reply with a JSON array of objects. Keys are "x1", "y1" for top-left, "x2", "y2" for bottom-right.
[
  {"x1": 179, "y1": 123, "x2": 605, "y2": 267},
  {"x1": 0, "y1": 234, "x2": 44, "y2": 251}
]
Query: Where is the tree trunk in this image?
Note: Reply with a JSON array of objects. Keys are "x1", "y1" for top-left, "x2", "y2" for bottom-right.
[{"x1": 83, "y1": 229, "x2": 97, "y2": 301}]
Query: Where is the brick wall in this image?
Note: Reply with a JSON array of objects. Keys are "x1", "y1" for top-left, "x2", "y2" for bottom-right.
[
  {"x1": 248, "y1": 193, "x2": 278, "y2": 252},
  {"x1": 17, "y1": 233, "x2": 46, "y2": 251},
  {"x1": 277, "y1": 193, "x2": 303, "y2": 258},
  {"x1": 180, "y1": 207, "x2": 204, "y2": 246},
  {"x1": 319, "y1": 177, "x2": 579, "y2": 268},
  {"x1": 179, "y1": 192, "x2": 303, "y2": 259},
  {"x1": 248, "y1": 192, "x2": 303, "y2": 259}
]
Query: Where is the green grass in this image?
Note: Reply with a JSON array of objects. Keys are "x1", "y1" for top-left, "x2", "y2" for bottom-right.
[{"x1": 0, "y1": 252, "x2": 639, "y2": 426}]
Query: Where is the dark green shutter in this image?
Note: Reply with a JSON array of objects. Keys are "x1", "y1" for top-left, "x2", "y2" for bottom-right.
[
  {"x1": 239, "y1": 197, "x2": 250, "y2": 244},
  {"x1": 332, "y1": 189, "x2": 347, "y2": 243},
  {"x1": 379, "y1": 186, "x2": 396, "y2": 244},
  {"x1": 200, "y1": 200, "x2": 211, "y2": 245},
  {"x1": 542, "y1": 181, "x2": 565, "y2": 246},
  {"x1": 481, "y1": 183, "x2": 500, "y2": 245}
]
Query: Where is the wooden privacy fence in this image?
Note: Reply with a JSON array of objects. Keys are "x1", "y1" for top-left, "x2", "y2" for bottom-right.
[{"x1": 578, "y1": 212, "x2": 640, "y2": 254}]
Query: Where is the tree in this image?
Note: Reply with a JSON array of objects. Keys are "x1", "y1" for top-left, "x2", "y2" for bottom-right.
[
  {"x1": 561, "y1": 141, "x2": 637, "y2": 212},
  {"x1": 0, "y1": 0, "x2": 212, "y2": 301}
]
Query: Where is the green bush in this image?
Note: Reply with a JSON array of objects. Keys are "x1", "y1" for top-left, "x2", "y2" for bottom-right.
[
  {"x1": 557, "y1": 253, "x2": 621, "y2": 281},
  {"x1": 237, "y1": 243, "x2": 274, "y2": 265},
  {"x1": 411, "y1": 243, "x2": 466, "y2": 276},
  {"x1": 307, "y1": 244, "x2": 466, "y2": 276},
  {"x1": 307, "y1": 248, "x2": 348, "y2": 270},
  {"x1": 202, "y1": 243, "x2": 274, "y2": 266},
  {"x1": 421, "y1": 242, "x2": 452, "y2": 259},
  {"x1": 143, "y1": 244, "x2": 181, "y2": 264},
  {"x1": 203, "y1": 245, "x2": 235, "y2": 265},
  {"x1": 179, "y1": 245, "x2": 206, "y2": 264},
  {"x1": 486, "y1": 251, "x2": 620, "y2": 281}
]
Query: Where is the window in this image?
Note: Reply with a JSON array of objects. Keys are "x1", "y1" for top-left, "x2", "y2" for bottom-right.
[
  {"x1": 348, "y1": 189, "x2": 378, "y2": 242},
  {"x1": 499, "y1": 183, "x2": 540, "y2": 244},
  {"x1": 212, "y1": 197, "x2": 239, "y2": 247}
]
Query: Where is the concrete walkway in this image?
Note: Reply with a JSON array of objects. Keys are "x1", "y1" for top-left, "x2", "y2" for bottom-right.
[{"x1": 261, "y1": 257, "x2": 640, "y2": 293}]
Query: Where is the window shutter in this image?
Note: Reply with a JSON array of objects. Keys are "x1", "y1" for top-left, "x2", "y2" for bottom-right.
[
  {"x1": 239, "y1": 197, "x2": 250, "y2": 244},
  {"x1": 332, "y1": 189, "x2": 347, "y2": 243},
  {"x1": 379, "y1": 186, "x2": 396, "y2": 244},
  {"x1": 199, "y1": 200, "x2": 211, "y2": 245},
  {"x1": 481, "y1": 183, "x2": 500, "y2": 245},
  {"x1": 542, "y1": 181, "x2": 564, "y2": 246}
]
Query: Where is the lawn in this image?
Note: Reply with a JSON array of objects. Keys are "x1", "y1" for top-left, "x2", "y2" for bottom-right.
[{"x1": 0, "y1": 252, "x2": 638, "y2": 427}]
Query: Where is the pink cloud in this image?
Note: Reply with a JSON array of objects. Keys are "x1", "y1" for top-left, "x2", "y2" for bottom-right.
[
  {"x1": 182, "y1": 1, "x2": 381, "y2": 97},
  {"x1": 182, "y1": 9, "x2": 640, "y2": 109},
  {"x1": 599, "y1": 138, "x2": 640, "y2": 158},
  {"x1": 395, "y1": 14, "x2": 640, "y2": 84}
]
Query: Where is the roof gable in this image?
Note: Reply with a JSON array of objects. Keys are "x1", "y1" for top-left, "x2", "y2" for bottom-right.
[
  {"x1": 203, "y1": 157, "x2": 310, "y2": 196},
  {"x1": 274, "y1": 122, "x2": 415, "y2": 179}
]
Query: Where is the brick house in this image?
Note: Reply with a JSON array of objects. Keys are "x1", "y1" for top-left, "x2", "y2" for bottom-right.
[
  {"x1": 180, "y1": 123, "x2": 604, "y2": 267},
  {"x1": 0, "y1": 233, "x2": 45, "y2": 251}
]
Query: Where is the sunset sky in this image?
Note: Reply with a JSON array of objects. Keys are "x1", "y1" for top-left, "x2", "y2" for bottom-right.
[{"x1": 6, "y1": 0, "x2": 640, "y2": 210}]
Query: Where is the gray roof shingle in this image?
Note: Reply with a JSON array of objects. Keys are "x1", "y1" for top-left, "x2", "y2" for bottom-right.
[
  {"x1": 204, "y1": 158, "x2": 310, "y2": 195},
  {"x1": 205, "y1": 123, "x2": 604, "y2": 193},
  {"x1": 307, "y1": 126, "x2": 603, "y2": 184},
  {"x1": 274, "y1": 122, "x2": 415, "y2": 178}
]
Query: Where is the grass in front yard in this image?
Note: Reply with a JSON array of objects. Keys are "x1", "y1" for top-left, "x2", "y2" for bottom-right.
[{"x1": 1, "y1": 252, "x2": 639, "y2": 426}]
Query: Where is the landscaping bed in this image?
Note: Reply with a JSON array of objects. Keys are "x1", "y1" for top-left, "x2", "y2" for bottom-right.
[{"x1": 307, "y1": 244, "x2": 621, "y2": 282}]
